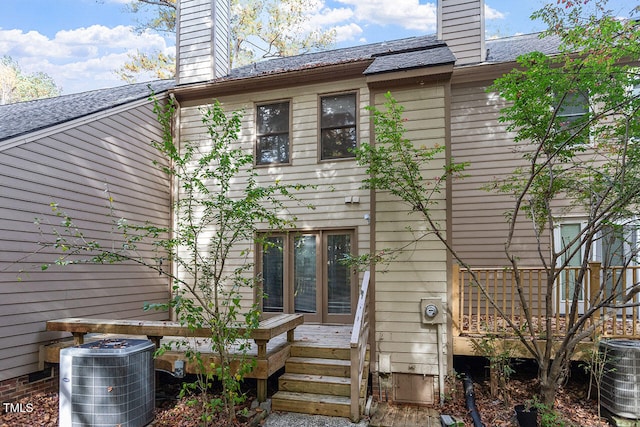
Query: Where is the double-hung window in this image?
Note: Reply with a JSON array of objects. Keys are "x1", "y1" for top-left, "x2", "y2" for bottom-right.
[
  {"x1": 556, "y1": 90, "x2": 589, "y2": 131},
  {"x1": 256, "y1": 101, "x2": 290, "y2": 165},
  {"x1": 320, "y1": 93, "x2": 357, "y2": 160}
]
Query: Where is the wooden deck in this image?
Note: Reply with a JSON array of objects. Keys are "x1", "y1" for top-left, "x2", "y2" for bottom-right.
[
  {"x1": 45, "y1": 273, "x2": 372, "y2": 421},
  {"x1": 451, "y1": 264, "x2": 640, "y2": 360},
  {"x1": 43, "y1": 321, "x2": 352, "y2": 400}
]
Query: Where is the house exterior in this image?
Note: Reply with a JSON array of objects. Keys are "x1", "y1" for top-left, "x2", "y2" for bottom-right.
[
  {"x1": 171, "y1": 0, "x2": 540, "y2": 406},
  {"x1": 0, "y1": 0, "x2": 587, "y2": 410},
  {"x1": 0, "y1": 81, "x2": 174, "y2": 399}
]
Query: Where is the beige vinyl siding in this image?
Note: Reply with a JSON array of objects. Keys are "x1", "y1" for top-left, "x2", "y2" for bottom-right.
[
  {"x1": 0, "y1": 101, "x2": 171, "y2": 382},
  {"x1": 450, "y1": 82, "x2": 549, "y2": 267},
  {"x1": 373, "y1": 84, "x2": 448, "y2": 376},
  {"x1": 178, "y1": 78, "x2": 371, "y2": 311},
  {"x1": 177, "y1": 0, "x2": 230, "y2": 84},
  {"x1": 438, "y1": 0, "x2": 485, "y2": 65}
]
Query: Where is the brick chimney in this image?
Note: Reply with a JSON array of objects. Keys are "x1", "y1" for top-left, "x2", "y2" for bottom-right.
[
  {"x1": 437, "y1": 0, "x2": 486, "y2": 65},
  {"x1": 176, "y1": 0, "x2": 230, "y2": 85}
]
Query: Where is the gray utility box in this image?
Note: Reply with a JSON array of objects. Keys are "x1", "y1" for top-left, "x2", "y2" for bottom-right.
[{"x1": 59, "y1": 338, "x2": 155, "y2": 427}]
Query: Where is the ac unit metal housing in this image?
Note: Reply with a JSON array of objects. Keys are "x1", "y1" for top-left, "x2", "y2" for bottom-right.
[
  {"x1": 59, "y1": 338, "x2": 155, "y2": 427},
  {"x1": 600, "y1": 339, "x2": 640, "y2": 419}
]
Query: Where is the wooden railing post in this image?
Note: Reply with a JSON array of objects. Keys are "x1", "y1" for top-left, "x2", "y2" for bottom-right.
[
  {"x1": 589, "y1": 261, "x2": 602, "y2": 336},
  {"x1": 451, "y1": 264, "x2": 461, "y2": 337},
  {"x1": 350, "y1": 271, "x2": 370, "y2": 422}
]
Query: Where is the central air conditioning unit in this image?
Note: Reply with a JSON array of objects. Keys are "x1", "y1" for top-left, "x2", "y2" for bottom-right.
[
  {"x1": 599, "y1": 339, "x2": 640, "y2": 420},
  {"x1": 59, "y1": 339, "x2": 155, "y2": 427}
]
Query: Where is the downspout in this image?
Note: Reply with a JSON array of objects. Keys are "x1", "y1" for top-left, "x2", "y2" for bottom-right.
[
  {"x1": 438, "y1": 322, "x2": 445, "y2": 405},
  {"x1": 169, "y1": 92, "x2": 180, "y2": 322},
  {"x1": 463, "y1": 372, "x2": 485, "y2": 427}
]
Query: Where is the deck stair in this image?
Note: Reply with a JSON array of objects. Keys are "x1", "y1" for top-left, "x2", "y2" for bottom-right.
[{"x1": 271, "y1": 341, "x2": 369, "y2": 418}]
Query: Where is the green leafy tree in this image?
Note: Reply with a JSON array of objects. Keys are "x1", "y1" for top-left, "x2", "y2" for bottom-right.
[
  {"x1": 38, "y1": 95, "x2": 311, "y2": 423},
  {"x1": 0, "y1": 56, "x2": 61, "y2": 104},
  {"x1": 354, "y1": 0, "x2": 640, "y2": 408},
  {"x1": 116, "y1": 0, "x2": 336, "y2": 82}
]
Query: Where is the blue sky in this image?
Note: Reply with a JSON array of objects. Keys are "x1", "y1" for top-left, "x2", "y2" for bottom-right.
[{"x1": 0, "y1": 0, "x2": 637, "y2": 95}]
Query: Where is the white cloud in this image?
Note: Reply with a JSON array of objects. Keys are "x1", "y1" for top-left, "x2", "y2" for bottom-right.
[
  {"x1": 0, "y1": 25, "x2": 173, "y2": 94},
  {"x1": 334, "y1": 0, "x2": 438, "y2": 32},
  {"x1": 309, "y1": 7, "x2": 355, "y2": 27},
  {"x1": 485, "y1": 4, "x2": 506, "y2": 20},
  {"x1": 333, "y1": 23, "x2": 364, "y2": 43}
]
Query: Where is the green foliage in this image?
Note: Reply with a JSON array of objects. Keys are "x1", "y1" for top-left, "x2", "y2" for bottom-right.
[
  {"x1": 354, "y1": 91, "x2": 466, "y2": 232},
  {"x1": 36, "y1": 94, "x2": 310, "y2": 424},
  {"x1": 350, "y1": 91, "x2": 467, "y2": 271},
  {"x1": 529, "y1": 397, "x2": 567, "y2": 427},
  {"x1": 486, "y1": 0, "x2": 640, "y2": 408},
  {"x1": 580, "y1": 337, "x2": 617, "y2": 418},
  {"x1": 471, "y1": 334, "x2": 516, "y2": 405},
  {"x1": 0, "y1": 56, "x2": 61, "y2": 104},
  {"x1": 117, "y1": 0, "x2": 336, "y2": 81},
  {"x1": 490, "y1": 1, "x2": 640, "y2": 237}
]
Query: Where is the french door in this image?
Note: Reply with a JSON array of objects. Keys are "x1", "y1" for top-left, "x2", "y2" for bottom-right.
[{"x1": 258, "y1": 230, "x2": 355, "y2": 324}]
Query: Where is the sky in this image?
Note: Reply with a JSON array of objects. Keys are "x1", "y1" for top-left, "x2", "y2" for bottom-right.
[{"x1": 0, "y1": 0, "x2": 637, "y2": 95}]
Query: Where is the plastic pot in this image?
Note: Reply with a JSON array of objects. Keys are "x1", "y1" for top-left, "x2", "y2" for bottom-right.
[{"x1": 514, "y1": 404, "x2": 538, "y2": 427}]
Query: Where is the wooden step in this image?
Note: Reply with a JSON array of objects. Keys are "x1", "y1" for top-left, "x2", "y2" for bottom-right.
[
  {"x1": 285, "y1": 356, "x2": 350, "y2": 377},
  {"x1": 279, "y1": 372, "x2": 350, "y2": 396},
  {"x1": 290, "y1": 342, "x2": 350, "y2": 360},
  {"x1": 271, "y1": 391, "x2": 351, "y2": 418},
  {"x1": 290, "y1": 343, "x2": 371, "y2": 362}
]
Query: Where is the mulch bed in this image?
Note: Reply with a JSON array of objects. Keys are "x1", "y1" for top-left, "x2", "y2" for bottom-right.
[
  {"x1": 1, "y1": 369, "x2": 612, "y2": 426},
  {"x1": 442, "y1": 364, "x2": 611, "y2": 426}
]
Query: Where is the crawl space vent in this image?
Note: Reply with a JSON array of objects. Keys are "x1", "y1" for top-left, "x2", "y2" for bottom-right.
[
  {"x1": 600, "y1": 339, "x2": 640, "y2": 419},
  {"x1": 59, "y1": 338, "x2": 155, "y2": 427}
]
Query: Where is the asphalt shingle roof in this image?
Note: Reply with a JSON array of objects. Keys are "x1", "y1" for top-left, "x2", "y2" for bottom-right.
[
  {"x1": 0, "y1": 80, "x2": 175, "y2": 143},
  {"x1": 224, "y1": 35, "x2": 451, "y2": 81},
  {"x1": 486, "y1": 33, "x2": 561, "y2": 63},
  {"x1": 0, "y1": 32, "x2": 562, "y2": 143}
]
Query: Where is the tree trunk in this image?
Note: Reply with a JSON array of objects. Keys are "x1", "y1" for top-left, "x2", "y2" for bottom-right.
[{"x1": 540, "y1": 378, "x2": 558, "y2": 407}]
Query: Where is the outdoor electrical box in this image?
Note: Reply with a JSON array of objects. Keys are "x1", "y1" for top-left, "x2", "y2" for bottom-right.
[{"x1": 420, "y1": 298, "x2": 445, "y2": 324}]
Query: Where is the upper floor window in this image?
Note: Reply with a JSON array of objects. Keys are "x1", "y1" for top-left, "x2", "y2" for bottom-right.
[
  {"x1": 556, "y1": 91, "x2": 589, "y2": 130},
  {"x1": 320, "y1": 93, "x2": 357, "y2": 160},
  {"x1": 256, "y1": 101, "x2": 290, "y2": 165}
]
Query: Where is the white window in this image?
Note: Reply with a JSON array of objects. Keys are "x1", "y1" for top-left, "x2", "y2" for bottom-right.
[
  {"x1": 554, "y1": 219, "x2": 640, "y2": 312},
  {"x1": 554, "y1": 222, "x2": 586, "y2": 312}
]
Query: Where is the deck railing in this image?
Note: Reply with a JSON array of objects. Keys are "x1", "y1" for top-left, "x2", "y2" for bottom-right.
[
  {"x1": 349, "y1": 270, "x2": 370, "y2": 422},
  {"x1": 452, "y1": 263, "x2": 640, "y2": 339}
]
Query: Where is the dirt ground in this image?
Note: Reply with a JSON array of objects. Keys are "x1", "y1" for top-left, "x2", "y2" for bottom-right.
[
  {"x1": 1, "y1": 365, "x2": 612, "y2": 427},
  {"x1": 441, "y1": 359, "x2": 611, "y2": 426}
]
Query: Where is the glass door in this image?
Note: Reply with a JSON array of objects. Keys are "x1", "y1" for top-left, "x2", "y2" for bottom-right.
[
  {"x1": 598, "y1": 224, "x2": 638, "y2": 308},
  {"x1": 258, "y1": 230, "x2": 355, "y2": 324},
  {"x1": 557, "y1": 223, "x2": 584, "y2": 314},
  {"x1": 325, "y1": 232, "x2": 352, "y2": 324},
  {"x1": 293, "y1": 234, "x2": 321, "y2": 322}
]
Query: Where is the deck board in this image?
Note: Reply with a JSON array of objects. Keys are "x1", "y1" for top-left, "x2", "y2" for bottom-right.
[
  {"x1": 44, "y1": 324, "x2": 352, "y2": 364},
  {"x1": 369, "y1": 403, "x2": 440, "y2": 427}
]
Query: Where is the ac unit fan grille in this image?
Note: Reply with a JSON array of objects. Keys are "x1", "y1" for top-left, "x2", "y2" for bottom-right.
[
  {"x1": 60, "y1": 339, "x2": 155, "y2": 427},
  {"x1": 599, "y1": 339, "x2": 640, "y2": 419}
]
